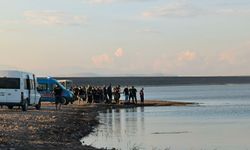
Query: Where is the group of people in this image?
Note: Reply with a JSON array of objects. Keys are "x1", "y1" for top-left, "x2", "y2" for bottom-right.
[
  {"x1": 123, "y1": 86, "x2": 144, "y2": 104},
  {"x1": 70, "y1": 84, "x2": 145, "y2": 105},
  {"x1": 53, "y1": 84, "x2": 145, "y2": 110}
]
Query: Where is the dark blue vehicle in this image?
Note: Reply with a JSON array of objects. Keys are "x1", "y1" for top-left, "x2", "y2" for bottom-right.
[{"x1": 37, "y1": 77, "x2": 75, "y2": 105}]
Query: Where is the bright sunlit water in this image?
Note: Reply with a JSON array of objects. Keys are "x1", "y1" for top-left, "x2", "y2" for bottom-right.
[{"x1": 82, "y1": 84, "x2": 250, "y2": 150}]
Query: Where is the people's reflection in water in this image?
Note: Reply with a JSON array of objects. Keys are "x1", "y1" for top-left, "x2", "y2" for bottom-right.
[
  {"x1": 113, "y1": 108, "x2": 121, "y2": 137},
  {"x1": 100, "y1": 107, "x2": 145, "y2": 141},
  {"x1": 101, "y1": 108, "x2": 113, "y2": 138},
  {"x1": 125, "y1": 107, "x2": 137, "y2": 136},
  {"x1": 139, "y1": 107, "x2": 145, "y2": 134}
]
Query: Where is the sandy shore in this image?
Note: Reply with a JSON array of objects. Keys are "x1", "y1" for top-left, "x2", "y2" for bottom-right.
[
  {"x1": 0, "y1": 103, "x2": 99, "y2": 150},
  {"x1": 0, "y1": 100, "x2": 195, "y2": 150}
]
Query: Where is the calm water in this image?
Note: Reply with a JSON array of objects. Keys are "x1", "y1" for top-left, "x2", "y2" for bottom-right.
[{"x1": 82, "y1": 84, "x2": 250, "y2": 150}]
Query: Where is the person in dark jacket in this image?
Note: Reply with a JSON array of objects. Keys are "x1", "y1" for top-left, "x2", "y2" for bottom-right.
[
  {"x1": 123, "y1": 86, "x2": 129, "y2": 103},
  {"x1": 107, "y1": 84, "x2": 112, "y2": 104},
  {"x1": 103, "y1": 85, "x2": 108, "y2": 103},
  {"x1": 140, "y1": 88, "x2": 144, "y2": 104},
  {"x1": 129, "y1": 87, "x2": 133, "y2": 103},
  {"x1": 87, "y1": 85, "x2": 93, "y2": 103},
  {"x1": 54, "y1": 85, "x2": 63, "y2": 110},
  {"x1": 114, "y1": 85, "x2": 121, "y2": 104},
  {"x1": 79, "y1": 86, "x2": 86, "y2": 105},
  {"x1": 131, "y1": 86, "x2": 137, "y2": 104}
]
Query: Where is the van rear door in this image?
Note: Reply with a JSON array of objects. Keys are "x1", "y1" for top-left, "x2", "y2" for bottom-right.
[
  {"x1": 5, "y1": 78, "x2": 21, "y2": 103},
  {"x1": 29, "y1": 74, "x2": 37, "y2": 104}
]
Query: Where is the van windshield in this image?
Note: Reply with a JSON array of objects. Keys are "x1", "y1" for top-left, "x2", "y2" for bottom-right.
[
  {"x1": 57, "y1": 82, "x2": 67, "y2": 90},
  {"x1": 0, "y1": 78, "x2": 20, "y2": 89}
]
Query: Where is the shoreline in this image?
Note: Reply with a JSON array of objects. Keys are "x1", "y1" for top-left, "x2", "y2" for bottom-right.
[
  {"x1": 92, "y1": 100, "x2": 197, "y2": 109},
  {"x1": 0, "y1": 100, "x2": 195, "y2": 150}
]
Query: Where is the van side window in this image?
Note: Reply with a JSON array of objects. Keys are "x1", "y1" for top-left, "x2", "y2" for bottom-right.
[
  {"x1": 30, "y1": 80, "x2": 34, "y2": 90},
  {"x1": 25, "y1": 79, "x2": 36, "y2": 90},
  {"x1": 0, "y1": 78, "x2": 20, "y2": 89},
  {"x1": 24, "y1": 79, "x2": 27, "y2": 89},
  {"x1": 25, "y1": 79, "x2": 30, "y2": 90},
  {"x1": 37, "y1": 83, "x2": 48, "y2": 91},
  {"x1": 49, "y1": 84, "x2": 58, "y2": 91}
]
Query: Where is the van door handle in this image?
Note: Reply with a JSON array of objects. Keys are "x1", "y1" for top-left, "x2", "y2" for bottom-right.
[{"x1": 8, "y1": 93, "x2": 11, "y2": 96}]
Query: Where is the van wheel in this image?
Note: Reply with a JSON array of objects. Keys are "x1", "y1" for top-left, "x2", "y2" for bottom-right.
[
  {"x1": 64, "y1": 101, "x2": 69, "y2": 105},
  {"x1": 8, "y1": 106, "x2": 14, "y2": 109},
  {"x1": 35, "y1": 101, "x2": 41, "y2": 110},
  {"x1": 62, "y1": 97, "x2": 68, "y2": 105},
  {"x1": 22, "y1": 99, "x2": 28, "y2": 111}
]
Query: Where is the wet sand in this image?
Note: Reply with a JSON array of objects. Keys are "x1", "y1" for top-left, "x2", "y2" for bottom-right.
[
  {"x1": 0, "y1": 100, "x2": 194, "y2": 149},
  {"x1": 97, "y1": 100, "x2": 196, "y2": 109}
]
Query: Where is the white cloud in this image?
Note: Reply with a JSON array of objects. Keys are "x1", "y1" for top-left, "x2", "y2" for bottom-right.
[
  {"x1": 114, "y1": 48, "x2": 124, "y2": 57},
  {"x1": 91, "y1": 54, "x2": 113, "y2": 67},
  {"x1": 177, "y1": 51, "x2": 197, "y2": 62},
  {"x1": 23, "y1": 10, "x2": 87, "y2": 26},
  {"x1": 142, "y1": 2, "x2": 200, "y2": 18},
  {"x1": 216, "y1": 9, "x2": 250, "y2": 16},
  {"x1": 152, "y1": 58, "x2": 174, "y2": 74},
  {"x1": 0, "y1": 20, "x2": 20, "y2": 25},
  {"x1": 91, "y1": 48, "x2": 124, "y2": 68},
  {"x1": 136, "y1": 28, "x2": 161, "y2": 34},
  {"x1": 150, "y1": 50, "x2": 200, "y2": 75},
  {"x1": 219, "y1": 51, "x2": 236, "y2": 64},
  {"x1": 142, "y1": 2, "x2": 250, "y2": 19}
]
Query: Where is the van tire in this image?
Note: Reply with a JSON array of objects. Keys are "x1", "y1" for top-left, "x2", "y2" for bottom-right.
[
  {"x1": 64, "y1": 101, "x2": 69, "y2": 105},
  {"x1": 8, "y1": 106, "x2": 14, "y2": 109},
  {"x1": 35, "y1": 100, "x2": 41, "y2": 110},
  {"x1": 62, "y1": 97, "x2": 68, "y2": 105},
  {"x1": 22, "y1": 99, "x2": 28, "y2": 111}
]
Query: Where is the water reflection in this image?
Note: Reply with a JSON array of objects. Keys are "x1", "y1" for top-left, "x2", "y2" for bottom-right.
[
  {"x1": 100, "y1": 107, "x2": 145, "y2": 140},
  {"x1": 82, "y1": 84, "x2": 250, "y2": 150},
  {"x1": 83, "y1": 107, "x2": 146, "y2": 149},
  {"x1": 83, "y1": 105, "x2": 250, "y2": 150}
]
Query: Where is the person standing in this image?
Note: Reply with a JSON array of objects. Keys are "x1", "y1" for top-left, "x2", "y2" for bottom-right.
[
  {"x1": 87, "y1": 85, "x2": 93, "y2": 103},
  {"x1": 103, "y1": 85, "x2": 108, "y2": 103},
  {"x1": 73, "y1": 86, "x2": 80, "y2": 101},
  {"x1": 82, "y1": 86, "x2": 87, "y2": 101},
  {"x1": 79, "y1": 86, "x2": 86, "y2": 105},
  {"x1": 107, "y1": 84, "x2": 112, "y2": 104},
  {"x1": 114, "y1": 85, "x2": 121, "y2": 104},
  {"x1": 131, "y1": 86, "x2": 137, "y2": 104},
  {"x1": 140, "y1": 88, "x2": 144, "y2": 104},
  {"x1": 54, "y1": 85, "x2": 63, "y2": 110},
  {"x1": 123, "y1": 86, "x2": 129, "y2": 103},
  {"x1": 129, "y1": 87, "x2": 133, "y2": 103}
]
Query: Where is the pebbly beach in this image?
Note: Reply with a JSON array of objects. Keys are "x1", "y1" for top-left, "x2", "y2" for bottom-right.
[{"x1": 0, "y1": 100, "x2": 194, "y2": 150}]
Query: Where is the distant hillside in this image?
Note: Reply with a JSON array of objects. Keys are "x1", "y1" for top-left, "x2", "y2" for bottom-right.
[{"x1": 54, "y1": 76, "x2": 250, "y2": 86}]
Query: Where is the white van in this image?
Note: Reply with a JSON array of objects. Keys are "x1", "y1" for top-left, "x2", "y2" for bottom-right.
[{"x1": 0, "y1": 70, "x2": 41, "y2": 111}]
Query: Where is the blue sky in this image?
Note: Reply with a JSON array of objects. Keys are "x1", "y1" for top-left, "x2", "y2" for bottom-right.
[{"x1": 0, "y1": 0, "x2": 250, "y2": 76}]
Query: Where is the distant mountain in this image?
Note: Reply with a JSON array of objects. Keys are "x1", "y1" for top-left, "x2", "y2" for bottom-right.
[
  {"x1": 55, "y1": 76, "x2": 250, "y2": 86},
  {"x1": 56, "y1": 72, "x2": 175, "y2": 77},
  {"x1": 56, "y1": 72, "x2": 102, "y2": 77}
]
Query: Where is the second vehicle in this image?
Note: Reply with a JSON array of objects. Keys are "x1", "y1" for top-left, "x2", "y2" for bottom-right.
[{"x1": 37, "y1": 77, "x2": 75, "y2": 105}]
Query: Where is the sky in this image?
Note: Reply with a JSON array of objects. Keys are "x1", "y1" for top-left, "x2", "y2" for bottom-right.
[{"x1": 0, "y1": 0, "x2": 250, "y2": 76}]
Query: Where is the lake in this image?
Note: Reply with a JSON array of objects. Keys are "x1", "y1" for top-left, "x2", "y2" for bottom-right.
[{"x1": 82, "y1": 84, "x2": 250, "y2": 150}]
